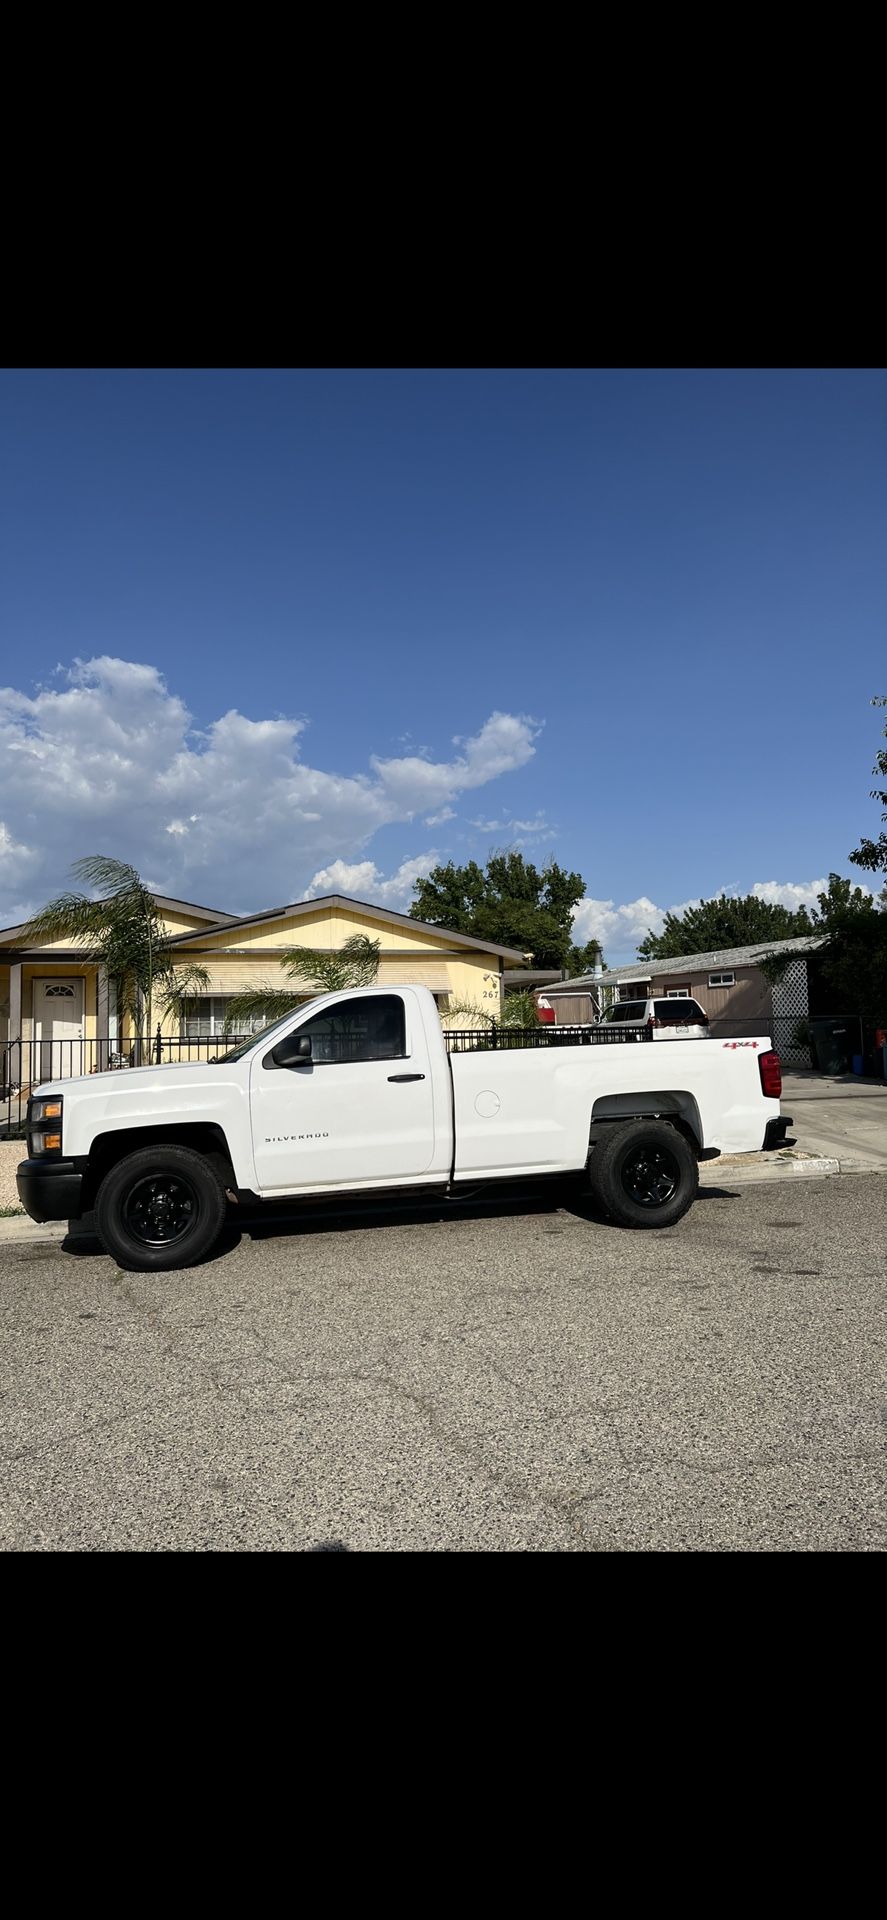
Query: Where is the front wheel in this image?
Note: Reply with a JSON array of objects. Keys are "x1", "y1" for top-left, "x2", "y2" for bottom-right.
[
  {"x1": 94, "y1": 1145, "x2": 228, "y2": 1271},
  {"x1": 587, "y1": 1119, "x2": 698, "y2": 1229}
]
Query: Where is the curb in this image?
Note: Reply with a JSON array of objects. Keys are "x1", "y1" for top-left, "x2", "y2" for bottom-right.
[
  {"x1": 698, "y1": 1154, "x2": 839, "y2": 1186},
  {"x1": 0, "y1": 1215, "x2": 68, "y2": 1244},
  {"x1": 698, "y1": 1154, "x2": 885, "y2": 1187}
]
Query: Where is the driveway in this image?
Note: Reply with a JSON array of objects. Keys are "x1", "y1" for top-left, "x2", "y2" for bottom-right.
[{"x1": 782, "y1": 1072, "x2": 887, "y2": 1168}]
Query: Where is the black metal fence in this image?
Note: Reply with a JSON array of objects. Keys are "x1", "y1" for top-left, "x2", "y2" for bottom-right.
[
  {"x1": 445, "y1": 1025, "x2": 653, "y2": 1052},
  {"x1": 3, "y1": 1014, "x2": 882, "y2": 1135}
]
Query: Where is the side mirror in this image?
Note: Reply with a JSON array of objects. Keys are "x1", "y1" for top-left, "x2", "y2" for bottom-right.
[{"x1": 267, "y1": 1032, "x2": 313, "y2": 1069}]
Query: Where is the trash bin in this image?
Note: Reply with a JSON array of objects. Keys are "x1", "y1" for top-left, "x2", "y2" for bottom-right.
[{"x1": 809, "y1": 1017, "x2": 854, "y2": 1076}]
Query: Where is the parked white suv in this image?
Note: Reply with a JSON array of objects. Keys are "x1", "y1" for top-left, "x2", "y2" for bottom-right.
[{"x1": 603, "y1": 997, "x2": 710, "y2": 1039}]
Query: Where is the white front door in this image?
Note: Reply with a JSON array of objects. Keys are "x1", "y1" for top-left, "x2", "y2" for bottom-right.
[
  {"x1": 249, "y1": 992, "x2": 436, "y2": 1192},
  {"x1": 33, "y1": 979, "x2": 84, "y2": 1081}
]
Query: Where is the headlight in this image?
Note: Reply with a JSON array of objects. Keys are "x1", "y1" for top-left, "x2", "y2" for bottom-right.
[{"x1": 28, "y1": 1097, "x2": 63, "y2": 1156}]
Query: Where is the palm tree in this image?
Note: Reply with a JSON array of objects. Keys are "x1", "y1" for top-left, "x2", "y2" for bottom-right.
[
  {"x1": 22, "y1": 856, "x2": 210, "y2": 1058},
  {"x1": 443, "y1": 988, "x2": 542, "y2": 1031},
  {"x1": 222, "y1": 935, "x2": 381, "y2": 1032}
]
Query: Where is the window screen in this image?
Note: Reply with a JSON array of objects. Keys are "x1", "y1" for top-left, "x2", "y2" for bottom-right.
[
  {"x1": 181, "y1": 997, "x2": 270, "y2": 1038},
  {"x1": 298, "y1": 995, "x2": 406, "y2": 1064}
]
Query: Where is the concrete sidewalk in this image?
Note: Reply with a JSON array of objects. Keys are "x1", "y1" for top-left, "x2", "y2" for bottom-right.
[{"x1": 779, "y1": 1071, "x2": 887, "y2": 1169}]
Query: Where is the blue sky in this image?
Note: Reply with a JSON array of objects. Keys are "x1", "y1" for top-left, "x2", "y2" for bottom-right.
[{"x1": 0, "y1": 368, "x2": 884, "y2": 960}]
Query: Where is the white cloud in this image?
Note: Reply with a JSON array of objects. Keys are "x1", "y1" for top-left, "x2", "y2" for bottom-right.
[
  {"x1": 750, "y1": 878, "x2": 827, "y2": 912},
  {"x1": 0, "y1": 822, "x2": 34, "y2": 926},
  {"x1": 572, "y1": 895, "x2": 670, "y2": 955},
  {"x1": 424, "y1": 807, "x2": 455, "y2": 827},
  {"x1": 0, "y1": 657, "x2": 534, "y2": 921},
  {"x1": 571, "y1": 878, "x2": 880, "y2": 965},
  {"x1": 370, "y1": 711, "x2": 539, "y2": 813},
  {"x1": 303, "y1": 852, "x2": 439, "y2": 908},
  {"x1": 468, "y1": 812, "x2": 552, "y2": 838}
]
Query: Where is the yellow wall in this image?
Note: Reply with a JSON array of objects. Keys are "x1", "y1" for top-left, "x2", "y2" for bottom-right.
[
  {"x1": 2, "y1": 901, "x2": 508, "y2": 1046},
  {"x1": 155, "y1": 908, "x2": 227, "y2": 937},
  {"x1": 152, "y1": 947, "x2": 500, "y2": 1034},
  {"x1": 190, "y1": 904, "x2": 464, "y2": 955}
]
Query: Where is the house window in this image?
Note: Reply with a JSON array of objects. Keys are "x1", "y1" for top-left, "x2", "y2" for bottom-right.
[
  {"x1": 665, "y1": 988, "x2": 691, "y2": 998},
  {"x1": 180, "y1": 997, "x2": 271, "y2": 1039},
  {"x1": 708, "y1": 972, "x2": 736, "y2": 988}
]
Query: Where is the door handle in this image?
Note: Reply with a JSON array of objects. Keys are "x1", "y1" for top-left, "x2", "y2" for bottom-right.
[{"x1": 387, "y1": 1073, "x2": 425, "y2": 1082}]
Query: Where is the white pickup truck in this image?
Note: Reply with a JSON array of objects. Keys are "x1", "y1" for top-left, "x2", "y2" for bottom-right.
[{"x1": 17, "y1": 985, "x2": 790, "y2": 1270}]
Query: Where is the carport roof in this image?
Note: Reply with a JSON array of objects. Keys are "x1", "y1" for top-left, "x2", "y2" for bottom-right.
[{"x1": 547, "y1": 933, "x2": 829, "y2": 992}]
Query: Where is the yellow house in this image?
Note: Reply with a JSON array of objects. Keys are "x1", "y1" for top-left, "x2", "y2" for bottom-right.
[{"x1": 0, "y1": 891, "x2": 524, "y2": 1098}]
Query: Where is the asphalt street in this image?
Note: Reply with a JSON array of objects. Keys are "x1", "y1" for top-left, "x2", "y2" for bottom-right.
[{"x1": 1, "y1": 1173, "x2": 885, "y2": 1551}]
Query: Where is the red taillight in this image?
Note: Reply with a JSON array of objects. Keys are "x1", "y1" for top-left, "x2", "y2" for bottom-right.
[
  {"x1": 759, "y1": 1050, "x2": 782, "y2": 1099},
  {"x1": 537, "y1": 1004, "x2": 556, "y2": 1024},
  {"x1": 647, "y1": 1016, "x2": 655, "y2": 1029}
]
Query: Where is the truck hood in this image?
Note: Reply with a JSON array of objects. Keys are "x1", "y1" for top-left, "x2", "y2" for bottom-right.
[{"x1": 31, "y1": 1060, "x2": 225, "y2": 1100}]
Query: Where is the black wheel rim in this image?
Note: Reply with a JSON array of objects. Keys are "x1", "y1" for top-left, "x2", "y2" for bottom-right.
[
  {"x1": 619, "y1": 1141, "x2": 681, "y2": 1208},
  {"x1": 123, "y1": 1173, "x2": 200, "y2": 1247}
]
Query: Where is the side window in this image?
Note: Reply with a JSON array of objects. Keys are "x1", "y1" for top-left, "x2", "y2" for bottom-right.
[{"x1": 298, "y1": 995, "x2": 406, "y2": 1065}]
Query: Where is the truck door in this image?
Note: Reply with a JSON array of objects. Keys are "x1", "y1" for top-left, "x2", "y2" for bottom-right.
[{"x1": 249, "y1": 992, "x2": 436, "y2": 1192}]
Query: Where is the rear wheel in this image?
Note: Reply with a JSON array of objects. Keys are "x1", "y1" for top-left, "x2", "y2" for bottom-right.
[
  {"x1": 94, "y1": 1145, "x2": 228, "y2": 1271},
  {"x1": 587, "y1": 1119, "x2": 698, "y2": 1229}
]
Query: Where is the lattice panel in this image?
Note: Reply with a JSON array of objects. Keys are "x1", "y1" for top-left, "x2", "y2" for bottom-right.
[{"x1": 771, "y1": 959, "x2": 810, "y2": 1065}]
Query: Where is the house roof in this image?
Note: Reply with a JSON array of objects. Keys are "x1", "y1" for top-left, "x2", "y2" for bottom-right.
[
  {"x1": 147, "y1": 893, "x2": 236, "y2": 924},
  {"x1": 546, "y1": 933, "x2": 829, "y2": 992},
  {"x1": 0, "y1": 890, "x2": 235, "y2": 947},
  {"x1": 165, "y1": 893, "x2": 527, "y2": 962}
]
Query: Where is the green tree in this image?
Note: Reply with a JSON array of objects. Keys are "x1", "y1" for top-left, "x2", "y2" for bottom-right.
[
  {"x1": 222, "y1": 935, "x2": 381, "y2": 1031},
  {"x1": 637, "y1": 893, "x2": 815, "y2": 961},
  {"x1": 813, "y1": 872, "x2": 877, "y2": 928},
  {"x1": 21, "y1": 856, "x2": 210, "y2": 1054},
  {"x1": 410, "y1": 851, "x2": 601, "y2": 973},
  {"x1": 849, "y1": 694, "x2": 887, "y2": 878},
  {"x1": 811, "y1": 872, "x2": 886, "y2": 1020}
]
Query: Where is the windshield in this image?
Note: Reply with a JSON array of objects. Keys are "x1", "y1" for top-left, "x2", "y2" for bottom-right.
[
  {"x1": 653, "y1": 999, "x2": 708, "y2": 1024},
  {"x1": 211, "y1": 1010, "x2": 298, "y2": 1063}
]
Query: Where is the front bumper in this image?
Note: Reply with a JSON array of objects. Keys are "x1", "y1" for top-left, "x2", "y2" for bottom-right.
[
  {"x1": 762, "y1": 1115, "x2": 793, "y2": 1151},
  {"x1": 16, "y1": 1158, "x2": 85, "y2": 1223}
]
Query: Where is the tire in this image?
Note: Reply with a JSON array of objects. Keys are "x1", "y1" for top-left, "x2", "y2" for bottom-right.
[
  {"x1": 587, "y1": 1119, "x2": 698, "y2": 1230},
  {"x1": 94, "y1": 1145, "x2": 228, "y2": 1272}
]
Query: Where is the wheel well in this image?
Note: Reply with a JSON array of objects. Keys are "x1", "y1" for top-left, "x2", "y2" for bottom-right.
[
  {"x1": 84, "y1": 1124, "x2": 236, "y2": 1205},
  {"x1": 589, "y1": 1092, "x2": 703, "y2": 1152}
]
